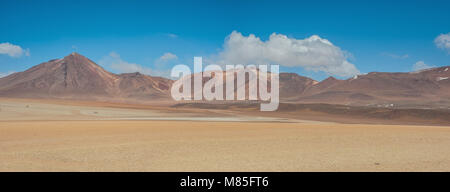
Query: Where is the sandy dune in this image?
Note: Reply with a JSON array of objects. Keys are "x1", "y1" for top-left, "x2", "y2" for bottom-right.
[{"x1": 1, "y1": 99, "x2": 450, "y2": 171}]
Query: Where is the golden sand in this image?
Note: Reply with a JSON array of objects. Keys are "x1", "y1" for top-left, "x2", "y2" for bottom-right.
[
  {"x1": 1, "y1": 98, "x2": 450, "y2": 171},
  {"x1": 1, "y1": 120, "x2": 450, "y2": 171}
]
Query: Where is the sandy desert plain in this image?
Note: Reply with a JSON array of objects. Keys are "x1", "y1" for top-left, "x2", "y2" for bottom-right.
[{"x1": 0, "y1": 97, "x2": 449, "y2": 172}]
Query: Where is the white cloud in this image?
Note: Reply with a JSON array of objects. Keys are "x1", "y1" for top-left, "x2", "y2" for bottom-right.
[
  {"x1": 211, "y1": 31, "x2": 359, "y2": 77},
  {"x1": 158, "y1": 52, "x2": 178, "y2": 61},
  {"x1": 99, "y1": 52, "x2": 170, "y2": 77},
  {"x1": 167, "y1": 33, "x2": 178, "y2": 38},
  {"x1": 435, "y1": 33, "x2": 450, "y2": 53},
  {"x1": 155, "y1": 52, "x2": 178, "y2": 68},
  {"x1": 0, "y1": 42, "x2": 29, "y2": 58},
  {"x1": 412, "y1": 61, "x2": 435, "y2": 71}
]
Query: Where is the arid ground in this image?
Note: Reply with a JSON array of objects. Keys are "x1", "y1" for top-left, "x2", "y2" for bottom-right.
[{"x1": 1, "y1": 98, "x2": 450, "y2": 171}]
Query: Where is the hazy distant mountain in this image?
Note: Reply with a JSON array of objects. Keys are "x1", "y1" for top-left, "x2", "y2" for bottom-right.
[{"x1": 1, "y1": 52, "x2": 449, "y2": 108}]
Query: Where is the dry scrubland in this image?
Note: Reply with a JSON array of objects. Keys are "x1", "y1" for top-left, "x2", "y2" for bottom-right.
[{"x1": 1, "y1": 98, "x2": 450, "y2": 171}]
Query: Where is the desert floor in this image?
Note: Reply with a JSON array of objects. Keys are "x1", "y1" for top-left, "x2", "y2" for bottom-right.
[{"x1": 1, "y1": 98, "x2": 450, "y2": 171}]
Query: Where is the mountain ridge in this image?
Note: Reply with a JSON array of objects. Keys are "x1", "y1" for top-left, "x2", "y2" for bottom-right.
[
  {"x1": 0, "y1": 53, "x2": 173, "y2": 102},
  {"x1": 1, "y1": 53, "x2": 449, "y2": 108}
]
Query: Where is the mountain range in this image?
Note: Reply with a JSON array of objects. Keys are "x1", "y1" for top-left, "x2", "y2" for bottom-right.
[{"x1": 1, "y1": 53, "x2": 449, "y2": 108}]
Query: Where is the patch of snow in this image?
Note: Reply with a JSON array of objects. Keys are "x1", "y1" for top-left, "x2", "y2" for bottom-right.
[
  {"x1": 352, "y1": 75, "x2": 358, "y2": 80},
  {"x1": 445, "y1": 68, "x2": 448, "y2": 72},
  {"x1": 376, "y1": 103, "x2": 394, "y2": 108},
  {"x1": 53, "y1": 58, "x2": 64, "y2": 63},
  {"x1": 437, "y1": 77, "x2": 449, "y2": 81},
  {"x1": 410, "y1": 68, "x2": 435, "y2": 74}
]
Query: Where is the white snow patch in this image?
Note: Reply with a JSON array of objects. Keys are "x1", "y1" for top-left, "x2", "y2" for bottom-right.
[
  {"x1": 445, "y1": 68, "x2": 449, "y2": 72},
  {"x1": 437, "y1": 77, "x2": 449, "y2": 81},
  {"x1": 410, "y1": 67, "x2": 435, "y2": 74}
]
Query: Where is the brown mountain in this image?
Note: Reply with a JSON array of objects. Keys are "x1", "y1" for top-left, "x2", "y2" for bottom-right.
[
  {"x1": 296, "y1": 67, "x2": 450, "y2": 107},
  {"x1": 279, "y1": 73, "x2": 317, "y2": 100},
  {"x1": 180, "y1": 69, "x2": 317, "y2": 101},
  {"x1": 1, "y1": 52, "x2": 449, "y2": 108},
  {"x1": 0, "y1": 53, "x2": 172, "y2": 102}
]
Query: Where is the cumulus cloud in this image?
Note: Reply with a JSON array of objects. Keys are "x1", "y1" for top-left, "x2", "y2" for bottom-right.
[
  {"x1": 99, "y1": 52, "x2": 170, "y2": 77},
  {"x1": 0, "y1": 42, "x2": 29, "y2": 58},
  {"x1": 412, "y1": 61, "x2": 435, "y2": 71},
  {"x1": 435, "y1": 33, "x2": 450, "y2": 53},
  {"x1": 211, "y1": 31, "x2": 359, "y2": 77}
]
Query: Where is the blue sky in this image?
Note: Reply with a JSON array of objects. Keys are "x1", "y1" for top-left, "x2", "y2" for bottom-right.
[{"x1": 1, "y1": 0, "x2": 449, "y2": 80}]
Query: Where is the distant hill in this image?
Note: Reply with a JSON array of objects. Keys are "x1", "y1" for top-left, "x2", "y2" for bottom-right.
[{"x1": 299, "y1": 67, "x2": 450, "y2": 107}]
